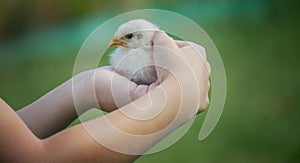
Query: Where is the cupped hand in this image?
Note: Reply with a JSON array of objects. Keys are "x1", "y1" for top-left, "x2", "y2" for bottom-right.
[
  {"x1": 152, "y1": 31, "x2": 211, "y2": 114},
  {"x1": 73, "y1": 66, "x2": 159, "y2": 113},
  {"x1": 94, "y1": 66, "x2": 159, "y2": 112}
]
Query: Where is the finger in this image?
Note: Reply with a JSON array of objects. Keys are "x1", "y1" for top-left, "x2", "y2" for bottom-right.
[
  {"x1": 186, "y1": 42, "x2": 211, "y2": 74},
  {"x1": 175, "y1": 40, "x2": 189, "y2": 48},
  {"x1": 148, "y1": 80, "x2": 160, "y2": 92},
  {"x1": 99, "y1": 66, "x2": 114, "y2": 71},
  {"x1": 207, "y1": 62, "x2": 211, "y2": 75},
  {"x1": 207, "y1": 80, "x2": 211, "y2": 90},
  {"x1": 189, "y1": 42, "x2": 207, "y2": 59},
  {"x1": 153, "y1": 30, "x2": 178, "y2": 50},
  {"x1": 131, "y1": 85, "x2": 148, "y2": 100},
  {"x1": 176, "y1": 41, "x2": 207, "y2": 61},
  {"x1": 201, "y1": 96, "x2": 210, "y2": 110}
]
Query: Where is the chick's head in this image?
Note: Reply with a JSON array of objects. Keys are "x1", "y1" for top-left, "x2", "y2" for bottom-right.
[{"x1": 110, "y1": 19, "x2": 159, "y2": 48}]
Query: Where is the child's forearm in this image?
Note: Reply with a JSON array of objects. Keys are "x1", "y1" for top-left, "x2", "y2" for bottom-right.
[
  {"x1": 43, "y1": 76, "x2": 193, "y2": 162},
  {"x1": 17, "y1": 77, "x2": 78, "y2": 138},
  {"x1": 16, "y1": 67, "x2": 157, "y2": 139}
]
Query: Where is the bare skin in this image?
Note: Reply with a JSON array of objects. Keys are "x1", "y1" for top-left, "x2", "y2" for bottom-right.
[
  {"x1": 0, "y1": 31, "x2": 211, "y2": 162},
  {"x1": 17, "y1": 66, "x2": 159, "y2": 138}
]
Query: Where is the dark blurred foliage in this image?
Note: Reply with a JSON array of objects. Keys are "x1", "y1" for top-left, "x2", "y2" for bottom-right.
[
  {"x1": 0, "y1": 0, "x2": 300, "y2": 162},
  {"x1": 1, "y1": 0, "x2": 299, "y2": 39},
  {"x1": 0, "y1": 0, "x2": 115, "y2": 38}
]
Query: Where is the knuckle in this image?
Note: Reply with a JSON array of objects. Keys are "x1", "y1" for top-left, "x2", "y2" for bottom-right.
[
  {"x1": 190, "y1": 42, "x2": 206, "y2": 56},
  {"x1": 204, "y1": 61, "x2": 211, "y2": 76},
  {"x1": 202, "y1": 98, "x2": 210, "y2": 109}
]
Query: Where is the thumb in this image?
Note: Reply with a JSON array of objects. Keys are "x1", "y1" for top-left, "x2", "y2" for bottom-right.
[
  {"x1": 153, "y1": 31, "x2": 178, "y2": 50},
  {"x1": 152, "y1": 31, "x2": 179, "y2": 83}
]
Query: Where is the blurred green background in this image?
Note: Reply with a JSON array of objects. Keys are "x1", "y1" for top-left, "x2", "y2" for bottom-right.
[{"x1": 0, "y1": 0, "x2": 299, "y2": 162}]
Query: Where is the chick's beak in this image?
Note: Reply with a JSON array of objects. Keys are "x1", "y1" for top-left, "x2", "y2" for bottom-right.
[{"x1": 109, "y1": 36, "x2": 126, "y2": 47}]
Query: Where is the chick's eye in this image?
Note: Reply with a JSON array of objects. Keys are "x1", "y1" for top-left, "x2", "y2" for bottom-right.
[{"x1": 125, "y1": 33, "x2": 133, "y2": 39}]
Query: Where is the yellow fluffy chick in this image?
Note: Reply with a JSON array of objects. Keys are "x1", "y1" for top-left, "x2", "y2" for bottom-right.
[{"x1": 109, "y1": 19, "x2": 159, "y2": 85}]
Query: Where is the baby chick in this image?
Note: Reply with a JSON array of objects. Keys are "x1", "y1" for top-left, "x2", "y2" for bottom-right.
[{"x1": 109, "y1": 19, "x2": 159, "y2": 85}]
